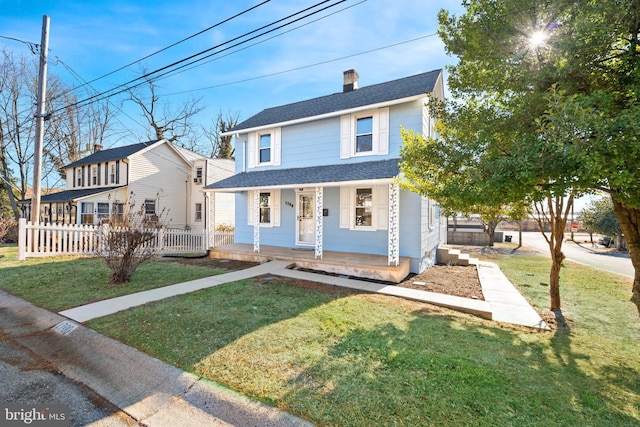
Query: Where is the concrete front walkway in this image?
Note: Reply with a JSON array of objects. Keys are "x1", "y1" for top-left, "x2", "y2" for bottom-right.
[{"x1": 61, "y1": 259, "x2": 549, "y2": 330}]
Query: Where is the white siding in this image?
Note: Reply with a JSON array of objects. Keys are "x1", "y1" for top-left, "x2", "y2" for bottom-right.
[
  {"x1": 207, "y1": 159, "x2": 235, "y2": 228},
  {"x1": 129, "y1": 143, "x2": 191, "y2": 228}
]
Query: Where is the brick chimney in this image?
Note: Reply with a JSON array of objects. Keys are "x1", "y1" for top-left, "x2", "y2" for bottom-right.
[
  {"x1": 343, "y1": 69, "x2": 359, "y2": 92},
  {"x1": 93, "y1": 144, "x2": 103, "y2": 153}
]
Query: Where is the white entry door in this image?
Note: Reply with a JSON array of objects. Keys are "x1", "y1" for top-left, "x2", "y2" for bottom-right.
[{"x1": 297, "y1": 192, "x2": 315, "y2": 246}]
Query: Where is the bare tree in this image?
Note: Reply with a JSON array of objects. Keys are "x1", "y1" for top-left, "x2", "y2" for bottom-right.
[
  {"x1": 127, "y1": 71, "x2": 204, "y2": 148},
  {"x1": 98, "y1": 193, "x2": 169, "y2": 284},
  {"x1": 203, "y1": 110, "x2": 239, "y2": 159},
  {"x1": 0, "y1": 49, "x2": 36, "y2": 212},
  {"x1": 44, "y1": 87, "x2": 112, "y2": 179}
]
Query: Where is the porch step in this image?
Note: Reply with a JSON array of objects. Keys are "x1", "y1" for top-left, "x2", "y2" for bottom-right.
[{"x1": 436, "y1": 246, "x2": 479, "y2": 266}]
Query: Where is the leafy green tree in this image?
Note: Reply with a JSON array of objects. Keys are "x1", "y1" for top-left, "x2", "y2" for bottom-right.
[
  {"x1": 581, "y1": 197, "x2": 623, "y2": 246},
  {"x1": 401, "y1": 0, "x2": 640, "y2": 310}
]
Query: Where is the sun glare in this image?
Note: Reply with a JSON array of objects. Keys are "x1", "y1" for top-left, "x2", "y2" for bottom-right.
[{"x1": 529, "y1": 30, "x2": 548, "y2": 48}]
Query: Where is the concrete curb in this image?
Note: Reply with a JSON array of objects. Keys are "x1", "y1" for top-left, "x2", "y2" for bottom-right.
[{"x1": 0, "y1": 289, "x2": 313, "y2": 427}]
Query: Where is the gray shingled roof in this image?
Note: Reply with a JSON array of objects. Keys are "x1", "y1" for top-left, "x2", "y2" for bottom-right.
[
  {"x1": 65, "y1": 140, "x2": 160, "y2": 168},
  {"x1": 205, "y1": 158, "x2": 401, "y2": 190},
  {"x1": 21, "y1": 186, "x2": 127, "y2": 203},
  {"x1": 231, "y1": 69, "x2": 442, "y2": 132}
]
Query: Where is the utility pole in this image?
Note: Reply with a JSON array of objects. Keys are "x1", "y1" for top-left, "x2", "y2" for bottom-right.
[{"x1": 30, "y1": 15, "x2": 50, "y2": 224}]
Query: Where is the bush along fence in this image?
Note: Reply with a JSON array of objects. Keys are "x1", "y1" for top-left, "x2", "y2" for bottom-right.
[{"x1": 17, "y1": 218, "x2": 234, "y2": 260}]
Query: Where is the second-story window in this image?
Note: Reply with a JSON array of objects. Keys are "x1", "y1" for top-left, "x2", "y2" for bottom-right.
[
  {"x1": 340, "y1": 107, "x2": 389, "y2": 159},
  {"x1": 355, "y1": 117, "x2": 373, "y2": 153},
  {"x1": 92, "y1": 165, "x2": 98, "y2": 185},
  {"x1": 144, "y1": 199, "x2": 156, "y2": 216},
  {"x1": 77, "y1": 168, "x2": 82, "y2": 187},
  {"x1": 248, "y1": 128, "x2": 280, "y2": 168},
  {"x1": 259, "y1": 133, "x2": 271, "y2": 164},
  {"x1": 195, "y1": 167, "x2": 203, "y2": 184}
]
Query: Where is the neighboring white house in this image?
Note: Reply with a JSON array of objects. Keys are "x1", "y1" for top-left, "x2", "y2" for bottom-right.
[
  {"x1": 205, "y1": 69, "x2": 447, "y2": 275},
  {"x1": 21, "y1": 139, "x2": 235, "y2": 232}
]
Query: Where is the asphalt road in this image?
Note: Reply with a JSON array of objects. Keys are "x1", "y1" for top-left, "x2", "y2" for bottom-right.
[
  {"x1": 0, "y1": 329, "x2": 136, "y2": 427},
  {"x1": 506, "y1": 231, "x2": 634, "y2": 278}
]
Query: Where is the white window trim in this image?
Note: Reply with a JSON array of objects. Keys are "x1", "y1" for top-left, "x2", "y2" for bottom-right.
[
  {"x1": 247, "y1": 127, "x2": 281, "y2": 168},
  {"x1": 258, "y1": 132, "x2": 272, "y2": 165},
  {"x1": 247, "y1": 189, "x2": 281, "y2": 227},
  {"x1": 340, "y1": 107, "x2": 389, "y2": 159},
  {"x1": 429, "y1": 199, "x2": 436, "y2": 230},
  {"x1": 339, "y1": 185, "x2": 388, "y2": 231}
]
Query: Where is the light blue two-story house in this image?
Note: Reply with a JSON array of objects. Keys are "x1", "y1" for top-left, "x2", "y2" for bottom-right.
[{"x1": 205, "y1": 69, "x2": 447, "y2": 282}]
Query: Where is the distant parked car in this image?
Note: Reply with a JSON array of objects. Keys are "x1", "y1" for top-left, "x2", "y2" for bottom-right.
[{"x1": 598, "y1": 236, "x2": 612, "y2": 247}]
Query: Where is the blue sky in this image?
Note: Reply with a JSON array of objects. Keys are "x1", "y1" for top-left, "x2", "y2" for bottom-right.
[{"x1": 0, "y1": 0, "x2": 466, "y2": 146}]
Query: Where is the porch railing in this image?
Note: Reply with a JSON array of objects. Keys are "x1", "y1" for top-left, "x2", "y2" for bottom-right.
[
  {"x1": 211, "y1": 231, "x2": 234, "y2": 247},
  {"x1": 17, "y1": 218, "x2": 211, "y2": 260}
]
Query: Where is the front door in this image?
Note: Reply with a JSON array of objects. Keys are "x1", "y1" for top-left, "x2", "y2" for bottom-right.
[{"x1": 297, "y1": 192, "x2": 315, "y2": 246}]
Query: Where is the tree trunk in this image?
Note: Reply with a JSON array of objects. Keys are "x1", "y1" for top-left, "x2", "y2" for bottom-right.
[
  {"x1": 534, "y1": 196, "x2": 571, "y2": 310},
  {"x1": 611, "y1": 197, "x2": 640, "y2": 310},
  {"x1": 485, "y1": 221, "x2": 497, "y2": 247},
  {"x1": 518, "y1": 221, "x2": 523, "y2": 248},
  {"x1": 549, "y1": 245, "x2": 565, "y2": 310}
]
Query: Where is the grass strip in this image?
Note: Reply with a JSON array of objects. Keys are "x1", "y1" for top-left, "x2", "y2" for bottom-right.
[{"x1": 0, "y1": 245, "x2": 224, "y2": 311}]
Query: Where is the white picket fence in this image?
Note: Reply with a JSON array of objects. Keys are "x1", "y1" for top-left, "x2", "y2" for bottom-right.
[{"x1": 17, "y1": 218, "x2": 218, "y2": 260}]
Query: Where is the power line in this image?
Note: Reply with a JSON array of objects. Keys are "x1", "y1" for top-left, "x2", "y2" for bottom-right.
[
  {"x1": 154, "y1": 0, "x2": 368, "y2": 85},
  {"x1": 54, "y1": 0, "x2": 272, "y2": 101},
  {"x1": 50, "y1": 0, "x2": 348, "y2": 115},
  {"x1": 54, "y1": 56, "x2": 148, "y2": 140},
  {"x1": 0, "y1": 35, "x2": 39, "y2": 54},
  {"x1": 164, "y1": 33, "x2": 439, "y2": 97}
]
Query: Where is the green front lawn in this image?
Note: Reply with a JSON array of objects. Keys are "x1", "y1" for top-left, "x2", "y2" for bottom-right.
[
  {"x1": 88, "y1": 257, "x2": 639, "y2": 426},
  {"x1": 2, "y1": 245, "x2": 638, "y2": 426},
  {"x1": 0, "y1": 245, "x2": 225, "y2": 311}
]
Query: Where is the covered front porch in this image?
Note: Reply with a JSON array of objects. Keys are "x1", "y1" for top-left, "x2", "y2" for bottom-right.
[{"x1": 210, "y1": 243, "x2": 411, "y2": 283}]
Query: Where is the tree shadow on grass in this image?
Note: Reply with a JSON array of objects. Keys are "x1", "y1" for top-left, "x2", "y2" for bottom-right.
[
  {"x1": 87, "y1": 276, "x2": 365, "y2": 372},
  {"x1": 280, "y1": 307, "x2": 640, "y2": 426}
]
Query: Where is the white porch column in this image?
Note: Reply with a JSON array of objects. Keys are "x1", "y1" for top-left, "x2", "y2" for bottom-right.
[
  {"x1": 205, "y1": 192, "x2": 214, "y2": 248},
  {"x1": 315, "y1": 186, "x2": 323, "y2": 259},
  {"x1": 253, "y1": 190, "x2": 260, "y2": 252},
  {"x1": 388, "y1": 183, "x2": 400, "y2": 266}
]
